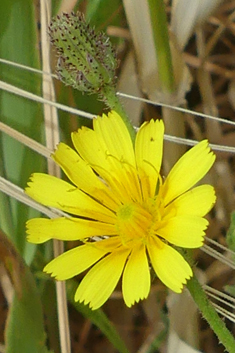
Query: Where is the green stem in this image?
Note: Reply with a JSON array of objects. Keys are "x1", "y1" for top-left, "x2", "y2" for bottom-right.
[
  {"x1": 147, "y1": 0, "x2": 174, "y2": 93},
  {"x1": 101, "y1": 85, "x2": 136, "y2": 143},
  {"x1": 187, "y1": 275, "x2": 235, "y2": 353}
]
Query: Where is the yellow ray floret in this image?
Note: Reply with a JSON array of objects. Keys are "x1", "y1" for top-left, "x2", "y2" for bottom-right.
[
  {"x1": 26, "y1": 217, "x2": 117, "y2": 244},
  {"x1": 135, "y1": 119, "x2": 164, "y2": 198},
  {"x1": 75, "y1": 249, "x2": 131, "y2": 310},
  {"x1": 164, "y1": 185, "x2": 216, "y2": 218},
  {"x1": 162, "y1": 140, "x2": 215, "y2": 206},
  {"x1": 52, "y1": 142, "x2": 120, "y2": 210},
  {"x1": 26, "y1": 173, "x2": 116, "y2": 223},
  {"x1": 122, "y1": 244, "x2": 150, "y2": 307}
]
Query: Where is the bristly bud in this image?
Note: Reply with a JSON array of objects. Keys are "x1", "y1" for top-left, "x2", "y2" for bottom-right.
[{"x1": 49, "y1": 12, "x2": 118, "y2": 93}]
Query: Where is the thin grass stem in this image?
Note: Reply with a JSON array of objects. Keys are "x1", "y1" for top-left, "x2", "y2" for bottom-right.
[{"x1": 40, "y1": 2, "x2": 71, "y2": 352}]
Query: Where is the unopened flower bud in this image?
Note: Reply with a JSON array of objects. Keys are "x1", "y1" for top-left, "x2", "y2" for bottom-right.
[{"x1": 49, "y1": 12, "x2": 118, "y2": 93}]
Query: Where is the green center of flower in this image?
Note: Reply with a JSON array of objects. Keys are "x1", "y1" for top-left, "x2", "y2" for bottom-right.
[{"x1": 116, "y1": 196, "x2": 163, "y2": 248}]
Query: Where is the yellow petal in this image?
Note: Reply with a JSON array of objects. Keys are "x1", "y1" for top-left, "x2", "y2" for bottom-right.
[
  {"x1": 122, "y1": 244, "x2": 150, "y2": 307},
  {"x1": 157, "y1": 215, "x2": 208, "y2": 248},
  {"x1": 93, "y1": 111, "x2": 136, "y2": 167},
  {"x1": 53, "y1": 142, "x2": 92, "y2": 188},
  {"x1": 164, "y1": 184, "x2": 216, "y2": 218},
  {"x1": 25, "y1": 173, "x2": 116, "y2": 223},
  {"x1": 72, "y1": 115, "x2": 141, "y2": 203},
  {"x1": 53, "y1": 142, "x2": 120, "y2": 210},
  {"x1": 44, "y1": 244, "x2": 107, "y2": 280},
  {"x1": 93, "y1": 236, "x2": 122, "y2": 251},
  {"x1": 162, "y1": 140, "x2": 215, "y2": 205},
  {"x1": 135, "y1": 119, "x2": 164, "y2": 198},
  {"x1": 75, "y1": 248, "x2": 130, "y2": 310},
  {"x1": 26, "y1": 217, "x2": 117, "y2": 244},
  {"x1": 95, "y1": 163, "x2": 142, "y2": 204},
  {"x1": 72, "y1": 125, "x2": 113, "y2": 175},
  {"x1": 147, "y1": 237, "x2": 192, "y2": 292}
]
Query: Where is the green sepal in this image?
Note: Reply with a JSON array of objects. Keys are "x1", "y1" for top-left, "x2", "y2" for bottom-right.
[{"x1": 49, "y1": 12, "x2": 118, "y2": 93}]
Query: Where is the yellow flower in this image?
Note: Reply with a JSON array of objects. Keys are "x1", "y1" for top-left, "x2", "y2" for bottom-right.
[{"x1": 25, "y1": 111, "x2": 216, "y2": 309}]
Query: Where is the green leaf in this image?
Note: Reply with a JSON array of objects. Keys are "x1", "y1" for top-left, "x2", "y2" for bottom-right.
[
  {"x1": 41, "y1": 281, "x2": 60, "y2": 353},
  {"x1": 66, "y1": 280, "x2": 130, "y2": 353},
  {"x1": 86, "y1": 0, "x2": 124, "y2": 29},
  {"x1": 0, "y1": 0, "x2": 44, "y2": 262},
  {"x1": 0, "y1": 229, "x2": 51, "y2": 353}
]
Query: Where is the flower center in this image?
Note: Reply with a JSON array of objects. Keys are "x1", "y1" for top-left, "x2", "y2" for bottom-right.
[{"x1": 116, "y1": 195, "x2": 163, "y2": 248}]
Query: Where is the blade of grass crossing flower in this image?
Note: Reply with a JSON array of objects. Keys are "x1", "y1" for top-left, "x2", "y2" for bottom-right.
[
  {"x1": 0, "y1": 0, "x2": 44, "y2": 262},
  {"x1": 66, "y1": 280, "x2": 131, "y2": 353}
]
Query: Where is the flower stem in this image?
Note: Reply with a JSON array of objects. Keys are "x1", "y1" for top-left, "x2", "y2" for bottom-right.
[
  {"x1": 187, "y1": 275, "x2": 235, "y2": 352},
  {"x1": 147, "y1": 0, "x2": 174, "y2": 93},
  {"x1": 102, "y1": 85, "x2": 136, "y2": 143}
]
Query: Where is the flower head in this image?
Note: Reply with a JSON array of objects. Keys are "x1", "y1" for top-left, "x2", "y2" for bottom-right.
[{"x1": 25, "y1": 111, "x2": 216, "y2": 309}]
